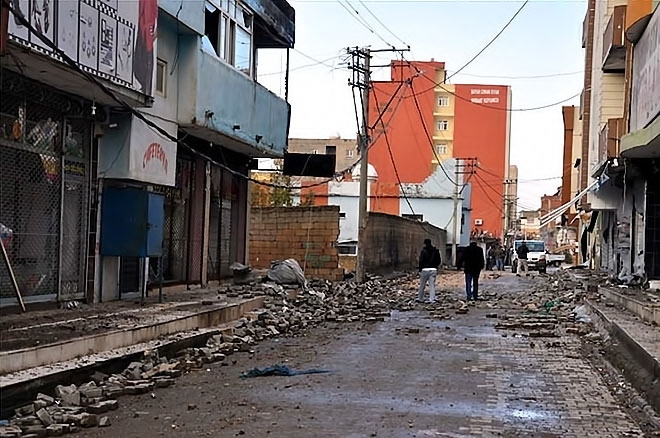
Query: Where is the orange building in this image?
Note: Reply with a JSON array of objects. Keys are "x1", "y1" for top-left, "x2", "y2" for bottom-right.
[{"x1": 368, "y1": 60, "x2": 512, "y2": 238}]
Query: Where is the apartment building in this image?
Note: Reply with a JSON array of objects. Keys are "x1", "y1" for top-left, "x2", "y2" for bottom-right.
[
  {"x1": 0, "y1": 0, "x2": 295, "y2": 306},
  {"x1": 368, "y1": 60, "x2": 513, "y2": 241}
]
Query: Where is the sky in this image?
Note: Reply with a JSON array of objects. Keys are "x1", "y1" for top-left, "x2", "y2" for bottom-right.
[{"x1": 256, "y1": 0, "x2": 587, "y2": 211}]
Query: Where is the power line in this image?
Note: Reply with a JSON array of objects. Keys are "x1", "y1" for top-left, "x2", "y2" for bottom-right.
[
  {"x1": 4, "y1": 3, "x2": 415, "y2": 192},
  {"x1": 356, "y1": 0, "x2": 409, "y2": 48},
  {"x1": 419, "y1": 72, "x2": 581, "y2": 111},
  {"x1": 337, "y1": 0, "x2": 393, "y2": 46},
  {"x1": 408, "y1": 81, "x2": 460, "y2": 186},
  {"x1": 473, "y1": 173, "x2": 505, "y2": 215},
  {"x1": 445, "y1": 0, "x2": 529, "y2": 82},
  {"x1": 453, "y1": 70, "x2": 583, "y2": 80},
  {"x1": 259, "y1": 55, "x2": 345, "y2": 76},
  {"x1": 389, "y1": 57, "x2": 582, "y2": 112},
  {"x1": 373, "y1": 89, "x2": 418, "y2": 217}
]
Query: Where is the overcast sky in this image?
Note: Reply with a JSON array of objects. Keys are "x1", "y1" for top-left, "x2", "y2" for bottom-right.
[{"x1": 256, "y1": 0, "x2": 586, "y2": 211}]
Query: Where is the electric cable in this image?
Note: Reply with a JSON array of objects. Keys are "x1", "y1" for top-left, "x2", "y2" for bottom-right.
[
  {"x1": 337, "y1": 0, "x2": 392, "y2": 46},
  {"x1": 5, "y1": 2, "x2": 416, "y2": 191},
  {"x1": 372, "y1": 89, "x2": 418, "y2": 217},
  {"x1": 444, "y1": 0, "x2": 529, "y2": 82},
  {"x1": 408, "y1": 80, "x2": 460, "y2": 186},
  {"x1": 356, "y1": 0, "x2": 409, "y2": 48}
]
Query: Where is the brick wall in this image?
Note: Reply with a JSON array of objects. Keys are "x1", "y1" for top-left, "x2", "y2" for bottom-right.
[
  {"x1": 363, "y1": 213, "x2": 448, "y2": 272},
  {"x1": 249, "y1": 206, "x2": 344, "y2": 281}
]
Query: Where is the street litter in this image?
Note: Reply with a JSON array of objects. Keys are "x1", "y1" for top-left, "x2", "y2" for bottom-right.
[
  {"x1": 267, "y1": 259, "x2": 308, "y2": 288},
  {"x1": 240, "y1": 364, "x2": 331, "y2": 378}
]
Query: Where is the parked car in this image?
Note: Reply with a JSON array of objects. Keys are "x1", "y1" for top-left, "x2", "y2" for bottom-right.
[{"x1": 511, "y1": 240, "x2": 547, "y2": 274}]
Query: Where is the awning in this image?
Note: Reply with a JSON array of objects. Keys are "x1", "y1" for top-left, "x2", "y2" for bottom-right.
[{"x1": 539, "y1": 178, "x2": 600, "y2": 228}]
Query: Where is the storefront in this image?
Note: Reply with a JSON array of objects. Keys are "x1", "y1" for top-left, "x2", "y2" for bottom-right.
[{"x1": 0, "y1": 70, "x2": 92, "y2": 305}]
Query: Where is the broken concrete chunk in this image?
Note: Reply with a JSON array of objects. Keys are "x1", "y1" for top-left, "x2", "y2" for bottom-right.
[
  {"x1": 86, "y1": 400, "x2": 119, "y2": 414},
  {"x1": 45, "y1": 424, "x2": 67, "y2": 436},
  {"x1": 54, "y1": 385, "x2": 80, "y2": 407},
  {"x1": 98, "y1": 416, "x2": 111, "y2": 428},
  {"x1": 35, "y1": 408, "x2": 54, "y2": 426}
]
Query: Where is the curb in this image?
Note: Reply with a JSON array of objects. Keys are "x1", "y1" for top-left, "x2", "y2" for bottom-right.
[
  {"x1": 0, "y1": 297, "x2": 265, "y2": 376},
  {"x1": 585, "y1": 299, "x2": 660, "y2": 413}
]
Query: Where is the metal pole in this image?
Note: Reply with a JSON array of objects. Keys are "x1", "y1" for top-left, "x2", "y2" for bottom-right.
[
  {"x1": 158, "y1": 256, "x2": 164, "y2": 303},
  {"x1": 451, "y1": 158, "x2": 461, "y2": 266},
  {"x1": 356, "y1": 49, "x2": 371, "y2": 284}
]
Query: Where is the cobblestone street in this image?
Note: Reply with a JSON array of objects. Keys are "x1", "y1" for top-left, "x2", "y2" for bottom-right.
[{"x1": 77, "y1": 274, "x2": 650, "y2": 437}]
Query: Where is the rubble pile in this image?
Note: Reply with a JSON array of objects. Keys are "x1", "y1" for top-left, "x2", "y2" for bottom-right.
[{"x1": 2, "y1": 270, "x2": 591, "y2": 437}]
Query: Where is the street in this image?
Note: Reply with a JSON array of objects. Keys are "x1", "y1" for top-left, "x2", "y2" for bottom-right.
[{"x1": 75, "y1": 273, "x2": 651, "y2": 438}]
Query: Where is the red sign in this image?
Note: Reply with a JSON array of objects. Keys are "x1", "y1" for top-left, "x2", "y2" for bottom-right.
[{"x1": 142, "y1": 142, "x2": 169, "y2": 174}]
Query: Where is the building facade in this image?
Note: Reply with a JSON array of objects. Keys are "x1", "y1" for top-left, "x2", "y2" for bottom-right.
[
  {"x1": 288, "y1": 137, "x2": 359, "y2": 172},
  {"x1": 544, "y1": 0, "x2": 659, "y2": 281},
  {"x1": 0, "y1": 0, "x2": 295, "y2": 306},
  {"x1": 368, "y1": 60, "x2": 513, "y2": 241}
]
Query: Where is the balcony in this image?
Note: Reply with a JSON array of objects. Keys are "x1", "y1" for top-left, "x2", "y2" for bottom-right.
[
  {"x1": 598, "y1": 118, "x2": 625, "y2": 159},
  {"x1": 625, "y1": 0, "x2": 654, "y2": 43},
  {"x1": 602, "y1": 5, "x2": 627, "y2": 72},
  {"x1": 178, "y1": 45, "x2": 291, "y2": 157},
  {"x1": 620, "y1": 115, "x2": 660, "y2": 159}
]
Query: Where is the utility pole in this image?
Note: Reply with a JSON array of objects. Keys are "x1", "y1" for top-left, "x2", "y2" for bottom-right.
[
  {"x1": 349, "y1": 46, "x2": 409, "y2": 283},
  {"x1": 451, "y1": 158, "x2": 461, "y2": 267},
  {"x1": 452, "y1": 158, "x2": 476, "y2": 266},
  {"x1": 348, "y1": 47, "x2": 371, "y2": 284}
]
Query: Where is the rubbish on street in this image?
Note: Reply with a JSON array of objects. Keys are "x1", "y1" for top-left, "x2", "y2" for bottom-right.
[
  {"x1": 267, "y1": 259, "x2": 307, "y2": 288},
  {"x1": 240, "y1": 364, "x2": 331, "y2": 378}
]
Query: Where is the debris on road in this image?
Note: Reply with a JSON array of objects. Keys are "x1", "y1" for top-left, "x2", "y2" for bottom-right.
[{"x1": 2, "y1": 270, "x2": 617, "y2": 437}]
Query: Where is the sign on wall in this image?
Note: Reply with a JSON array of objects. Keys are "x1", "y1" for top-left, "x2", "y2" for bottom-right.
[
  {"x1": 8, "y1": 0, "x2": 158, "y2": 96},
  {"x1": 128, "y1": 115, "x2": 177, "y2": 187},
  {"x1": 630, "y1": 7, "x2": 660, "y2": 131}
]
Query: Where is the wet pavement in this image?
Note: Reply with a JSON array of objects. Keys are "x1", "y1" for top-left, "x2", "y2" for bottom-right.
[{"x1": 74, "y1": 274, "x2": 648, "y2": 437}]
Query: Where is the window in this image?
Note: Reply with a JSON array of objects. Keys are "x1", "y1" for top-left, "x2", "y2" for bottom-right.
[
  {"x1": 325, "y1": 145, "x2": 336, "y2": 155},
  {"x1": 155, "y1": 59, "x2": 167, "y2": 96},
  {"x1": 204, "y1": 0, "x2": 253, "y2": 77},
  {"x1": 339, "y1": 212, "x2": 346, "y2": 219},
  {"x1": 346, "y1": 149, "x2": 354, "y2": 158},
  {"x1": 402, "y1": 214, "x2": 424, "y2": 221},
  {"x1": 438, "y1": 95, "x2": 449, "y2": 107},
  {"x1": 437, "y1": 120, "x2": 449, "y2": 131},
  {"x1": 337, "y1": 244, "x2": 357, "y2": 255},
  {"x1": 436, "y1": 144, "x2": 447, "y2": 155}
]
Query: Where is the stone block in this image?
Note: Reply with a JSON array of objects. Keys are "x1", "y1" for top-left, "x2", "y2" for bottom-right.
[
  {"x1": 54, "y1": 385, "x2": 80, "y2": 407},
  {"x1": 35, "y1": 408, "x2": 54, "y2": 426}
]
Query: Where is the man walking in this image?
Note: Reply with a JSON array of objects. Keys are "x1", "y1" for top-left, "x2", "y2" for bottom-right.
[
  {"x1": 494, "y1": 244, "x2": 505, "y2": 271},
  {"x1": 516, "y1": 241, "x2": 530, "y2": 277},
  {"x1": 462, "y1": 241, "x2": 485, "y2": 301},
  {"x1": 417, "y1": 239, "x2": 441, "y2": 303}
]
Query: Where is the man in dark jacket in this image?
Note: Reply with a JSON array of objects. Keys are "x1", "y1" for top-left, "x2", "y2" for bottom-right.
[
  {"x1": 516, "y1": 241, "x2": 530, "y2": 276},
  {"x1": 462, "y1": 241, "x2": 485, "y2": 301},
  {"x1": 417, "y1": 239, "x2": 441, "y2": 303}
]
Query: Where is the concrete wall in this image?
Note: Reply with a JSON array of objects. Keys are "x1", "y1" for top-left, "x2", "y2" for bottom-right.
[
  {"x1": 248, "y1": 206, "x2": 344, "y2": 281},
  {"x1": 363, "y1": 213, "x2": 448, "y2": 272}
]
